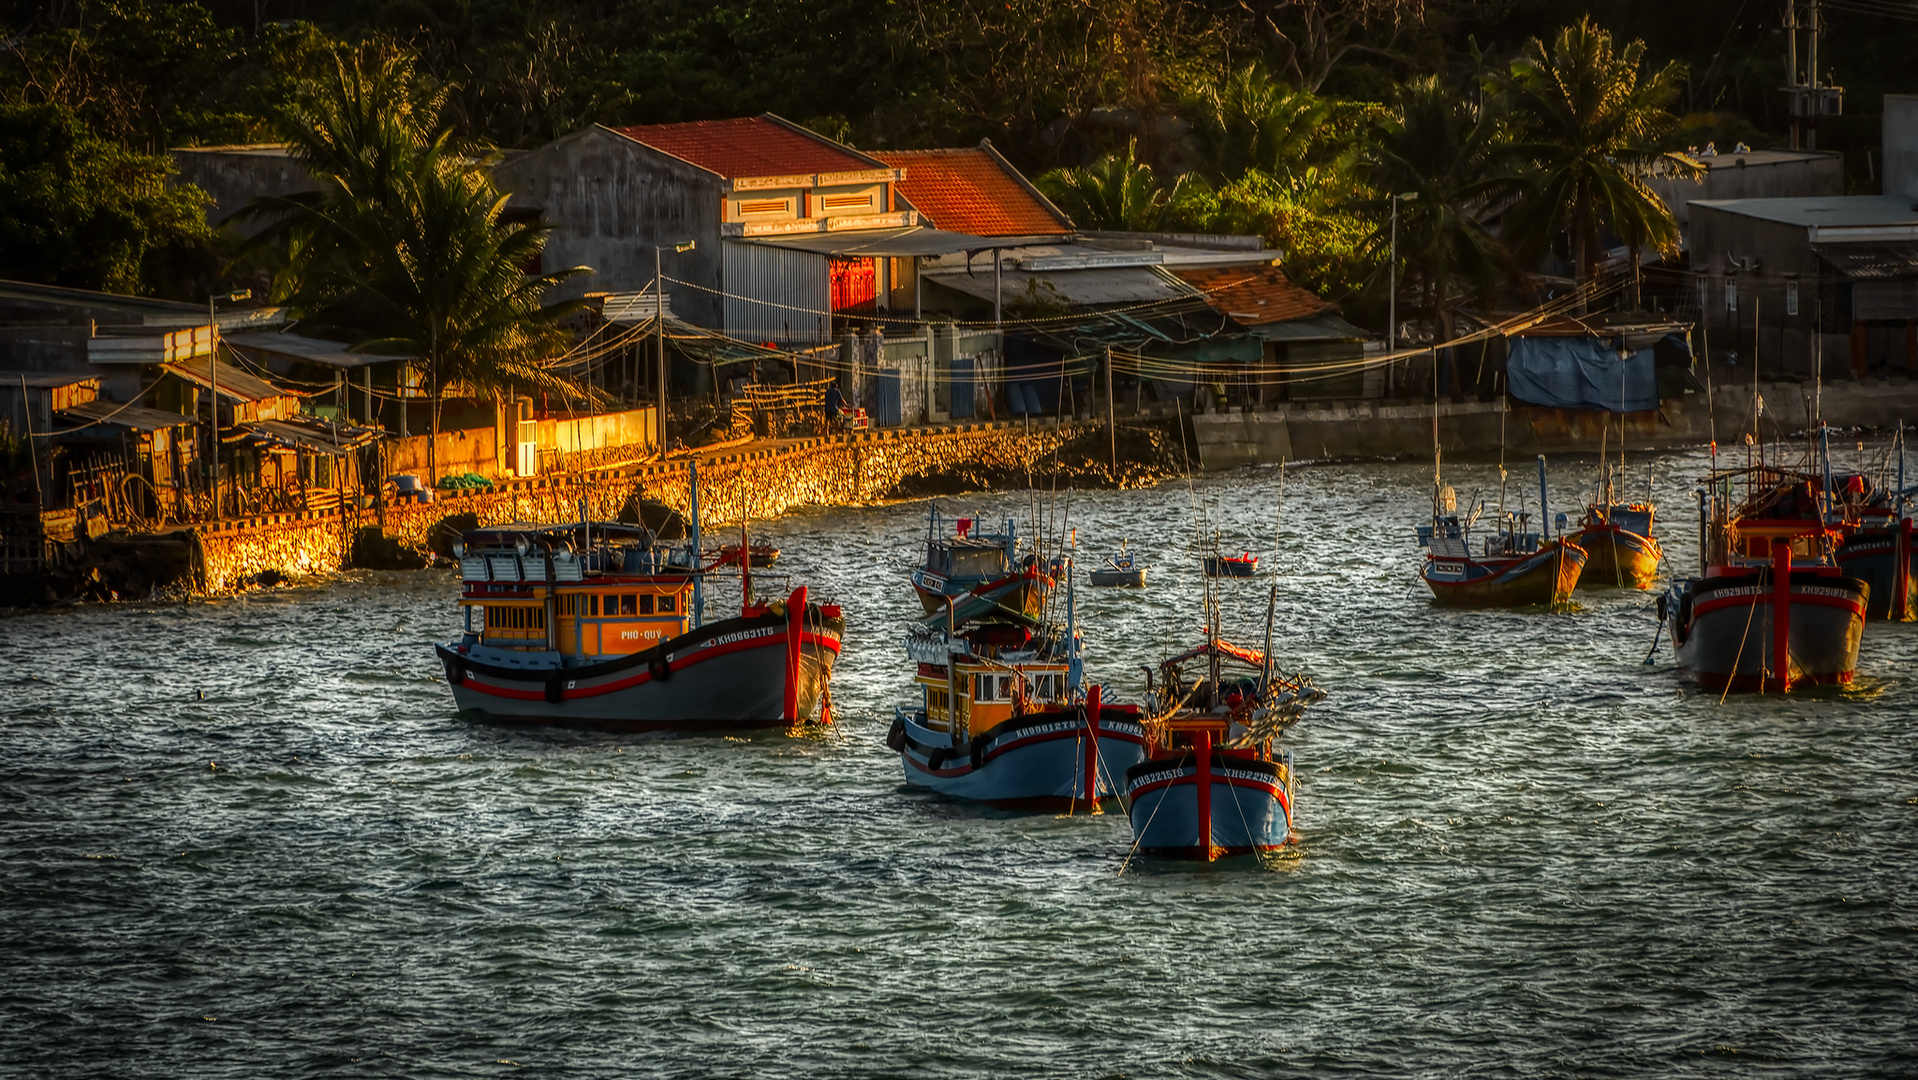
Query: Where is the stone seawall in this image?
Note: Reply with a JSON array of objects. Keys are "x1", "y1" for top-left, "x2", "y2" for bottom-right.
[
  {"x1": 380, "y1": 420, "x2": 1097, "y2": 550},
  {"x1": 184, "y1": 420, "x2": 1101, "y2": 595},
  {"x1": 195, "y1": 511, "x2": 358, "y2": 594}
]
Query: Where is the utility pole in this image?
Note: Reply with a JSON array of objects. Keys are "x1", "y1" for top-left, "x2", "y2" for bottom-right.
[
  {"x1": 1104, "y1": 345, "x2": 1117, "y2": 477},
  {"x1": 1783, "y1": 0, "x2": 1842, "y2": 151},
  {"x1": 205, "y1": 289, "x2": 249, "y2": 522},
  {"x1": 653, "y1": 240, "x2": 695, "y2": 456}
]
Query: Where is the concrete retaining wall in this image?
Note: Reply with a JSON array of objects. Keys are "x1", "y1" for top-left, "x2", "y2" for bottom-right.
[{"x1": 1193, "y1": 379, "x2": 1918, "y2": 468}]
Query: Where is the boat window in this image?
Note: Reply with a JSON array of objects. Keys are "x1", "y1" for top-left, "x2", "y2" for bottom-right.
[
  {"x1": 926, "y1": 687, "x2": 948, "y2": 714},
  {"x1": 590, "y1": 595, "x2": 600, "y2": 617},
  {"x1": 620, "y1": 595, "x2": 637, "y2": 616},
  {"x1": 640, "y1": 594, "x2": 655, "y2": 615},
  {"x1": 658, "y1": 594, "x2": 675, "y2": 613},
  {"x1": 974, "y1": 673, "x2": 1007, "y2": 702}
]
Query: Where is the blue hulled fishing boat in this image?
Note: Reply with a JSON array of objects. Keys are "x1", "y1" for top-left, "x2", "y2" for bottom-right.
[
  {"x1": 890, "y1": 571, "x2": 1147, "y2": 809},
  {"x1": 1124, "y1": 636, "x2": 1325, "y2": 862},
  {"x1": 909, "y1": 504, "x2": 1053, "y2": 618}
]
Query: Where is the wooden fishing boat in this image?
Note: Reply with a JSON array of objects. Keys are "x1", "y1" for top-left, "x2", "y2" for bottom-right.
[
  {"x1": 1830, "y1": 452, "x2": 1915, "y2": 621},
  {"x1": 1660, "y1": 465, "x2": 1868, "y2": 693},
  {"x1": 1124, "y1": 638, "x2": 1325, "y2": 862},
  {"x1": 890, "y1": 576, "x2": 1146, "y2": 808},
  {"x1": 1089, "y1": 542, "x2": 1147, "y2": 588},
  {"x1": 1835, "y1": 511, "x2": 1916, "y2": 621},
  {"x1": 1567, "y1": 503, "x2": 1662, "y2": 590},
  {"x1": 908, "y1": 504, "x2": 1052, "y2": 618},
  {"x1": 435, "y1": 465, "x2": 842, "y2": 729},
  {"x1": 1202, "y1": 552, "x2": 1258, "y2": 578},
  {"x1": 1418, "y1": 456, "x2": 1586, "y2": 606},
  {"x1": 708, "y1": 541, "x2": 780, "y2": 568}
]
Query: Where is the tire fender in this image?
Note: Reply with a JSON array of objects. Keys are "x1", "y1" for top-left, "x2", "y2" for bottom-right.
[{"x1": 885, "y1": 716, "x2": 907, "y2": 752}]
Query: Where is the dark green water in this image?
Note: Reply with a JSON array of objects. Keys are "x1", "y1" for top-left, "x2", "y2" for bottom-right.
[{"x1": 4, "y1": 450, "x2": 1914, "y2": 1077}]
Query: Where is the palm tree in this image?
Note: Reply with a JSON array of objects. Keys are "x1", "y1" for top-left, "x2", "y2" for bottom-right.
[
  {"x1": 1502, "y1": 18, "x2": 1699, "y2": 299},
  {"x1": 1035, "y1": 140, "x2": 1197, "y2": 231},
  {"x1": 1356, "y1": 74, "x2": 1521, "y2": 394},
  {"x1": 1192, "y1": 65, "x2": 1330, "y2": 183},
  {"x1": 251, "y1": 47, "x2": 590, "y2": 483}
]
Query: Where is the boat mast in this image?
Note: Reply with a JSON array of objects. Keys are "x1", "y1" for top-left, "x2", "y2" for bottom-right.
[
  {"x1": 689, "y1": 460, "x2": 704, "y2": 629},
  {"x1": 1066, "y1": 569, "x2": 1083, "y2": 697},
  {"x1": 1261, "y1": 582, "x2": 1276, "y2": 695},
  {"x1": 1537, "y1": 455, "x2": 1552, "y2": 540}
]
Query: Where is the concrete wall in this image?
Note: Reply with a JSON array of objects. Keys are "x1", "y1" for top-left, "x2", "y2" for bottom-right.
[
  {"x1": 1652, "y1": 153, "x2": 1843, "y2": 228},
  {"x1": 1886, "y1": 94, "x2": 1918, "y2": 200},
  {"x1": 1192, "y1": 380, "x2": 1918, "y2": 469},
  {"x1": 493, "y1": 126, "x2": 726, "y2": 323},
  {"x1": 169, "y1": 147, "x2": 316, "y2": 235},
  {"x1": 1689, "y1": 205, "x2": 1832, "y2": 378}
]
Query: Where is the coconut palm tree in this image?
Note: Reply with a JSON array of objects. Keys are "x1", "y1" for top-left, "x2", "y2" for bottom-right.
[
  {"x1": 1192, "y1": 65, "x2": 1331, "y2": 183},
  {"x1": 1502, "y1": 17, "x2": 1699, "y2": 298},
  {"x1": 250, "y1": 48, "x2": 591, "y2": 484},
  {"x1": 1035, "y1": 140, "x2": 1197, "y2": 231},
  {"x1": 1355, "y1": 74, "x2": 1521, "y2": 393}
]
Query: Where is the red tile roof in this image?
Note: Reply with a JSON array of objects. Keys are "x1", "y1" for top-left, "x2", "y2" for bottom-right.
[
  {"x1": 869, "y1": 147, "x2": 1071, "y2": 237},
  {"x1": 1174, "y1": 266, "x2": 1332, "y2": 325},
  {"x1": 611, "y1": 116, "x2": 876, "y2": 180}
]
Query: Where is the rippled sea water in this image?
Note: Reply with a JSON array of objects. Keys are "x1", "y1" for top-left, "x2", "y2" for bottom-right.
[{"x1": 4, "y1": 449, "x2": 1915, "y2": 1078}]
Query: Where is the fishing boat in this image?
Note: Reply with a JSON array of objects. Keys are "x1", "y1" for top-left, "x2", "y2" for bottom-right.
[
  {"x1": 1201, "y1": 552, "x2": 1258, "y2": 578},
  {"x1": 1568, "y1": 503, "x2": 1662, "y2": 589},
  {"x1": 1089, "y1": 541, "x2": 1147, "y2": 588},
  {"x1": 434, "y1": 465, "x2": 843, "y2": 729},
  {"x1": 1418, "y1": 456, "x2": 1586, "y2": 606},
  {"x1": 1830, "y1": 427, "x2": 1915, "y2": 621},
  {"x1": 1124, "y1": 635, "x2": 1325, "y2": 862},
  {"x1": 909, "y1": 504, "x2": 1053, "y2": 618},
  {"x1": 1835, "y1": 503, "x2": 1916, "y2": 621},
  {"x1": 1660, "y1": 463, "x2": 1868, "y2": 693},
  {"x1": 708, "y1": 541, "x2": 780, "y2": 568},
  {"x1": 1568, "y1": 414, "x2": 1663, "y2": 590},
  {"x1": 889, "y1": 575, "x2": 1147, "y2": 808}
]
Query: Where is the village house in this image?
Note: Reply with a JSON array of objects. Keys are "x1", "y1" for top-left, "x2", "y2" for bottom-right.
[{"x1": 1688, "y1": 97, "x2": 1918, "y2": 381}]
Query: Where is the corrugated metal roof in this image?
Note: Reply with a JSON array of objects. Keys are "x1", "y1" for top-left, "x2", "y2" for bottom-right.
[
  {"x1": 57, "y1": 399, "x2": 194, "y2": 432},
  {"x1": 224, "y1": 331, "x2": 408, "y2": 369},
  {"x1": 1691, "y1": 194, "x2": 1918, "y2": 228},
  {"x1": 926, "y1": 265, "x2": 1199, "y2": 306},
  {"x1": 1174, "y1": 266, "x2": 1332, "y2": 326},
  {"x1": 611, "y1": 115, "x2": 876, "y2": 180},
  {"x1": 870, "y1": 146, "x2": 1072, "y2": 237},
  {"x1": 1247, "y1": 314, "x2": 1369, "y2": 342},
  {"x1": 1813, "y1": 242, "x2": 1918, "y2": 280},
  {"x1": 165, "y1": 355, "x2": 286, "y2": 402}
]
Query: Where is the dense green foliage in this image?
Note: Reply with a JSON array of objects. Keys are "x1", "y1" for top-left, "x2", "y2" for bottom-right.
[
  {"x1": 247, "y1": 48, "x2": 592, "y2": 476},
  {"x1": 0, "y1": 101, "x2": 215, "y2": 295},
  {"x1": 0, "y1": 0, "x2": 1910, "y2": 313}
]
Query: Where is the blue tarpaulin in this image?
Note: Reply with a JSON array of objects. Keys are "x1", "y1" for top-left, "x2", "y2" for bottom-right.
[{"x1": 1507, "y1": 335, "x2": 1658, "y2": 413}]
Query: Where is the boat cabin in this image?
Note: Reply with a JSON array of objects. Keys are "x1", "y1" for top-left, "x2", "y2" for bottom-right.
[
  {"x1": 912, "y1": 659, "x2": 1072, "y2": 737},
  {"x1": 454, "y1": 524, "x2": 698, "y2": 658}
]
